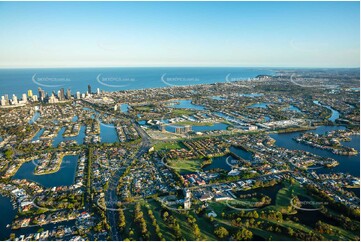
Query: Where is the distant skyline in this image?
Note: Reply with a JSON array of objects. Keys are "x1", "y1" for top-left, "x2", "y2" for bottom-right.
[{"x1": 0, "y1": 1, "x2": 359, "y2": 68}]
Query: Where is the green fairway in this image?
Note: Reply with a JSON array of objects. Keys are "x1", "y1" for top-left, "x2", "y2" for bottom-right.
[
  {"x1": 250, "y1": 228, "x2": 293, "y2": 241},
  {"x1": 146, "y1": 200, "x2": 176, "y2": 240},
  {"x1": 146, "y1": 199, "x2": 217, "y2": 240},
  {"x1": 171, "y1": 109, "x2": 195, "y2": 116},
  {"x1": 168, "y1": 159, "x2": 204, "y2": 174}
]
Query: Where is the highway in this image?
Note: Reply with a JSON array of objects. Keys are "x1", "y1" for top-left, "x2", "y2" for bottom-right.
[{"x1": 105, "y1": 120, "x2": 151, "y2": 240}]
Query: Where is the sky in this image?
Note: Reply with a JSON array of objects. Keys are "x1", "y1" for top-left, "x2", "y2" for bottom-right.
[{"x1": 0, "y1": 1, "x2": 359, "y2": 68}]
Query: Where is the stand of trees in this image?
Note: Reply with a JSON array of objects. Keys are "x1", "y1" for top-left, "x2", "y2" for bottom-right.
[
  {"x1": 162, "y1": 210, "x2": 182, "y2": 240},
  {"x1": 134, "y1": 203, "x2": 149, "y2": 240},
  {"x1": 187, "y1": 215, "x2": 201, "y2": 240},
  {"x1": 214, "y1": 226, "x2": 229, "y2": 239},
  {"x1": 147, "y1": 209, "x2": 164, "y2": 240}
]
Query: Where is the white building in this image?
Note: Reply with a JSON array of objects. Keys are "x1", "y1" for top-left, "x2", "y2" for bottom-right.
[
  {"x1": 22, "y1": 93, "x2": 27, "y2": 103},
  {"x1": 1, "y1": 96, "x2": 6, "y2": 106},
  {"x1": 12, "y1": 94, "x2": 18, "y2": 105},
  {"x1": 184, "y1": 197, "x2": 191, "y2": 210}
]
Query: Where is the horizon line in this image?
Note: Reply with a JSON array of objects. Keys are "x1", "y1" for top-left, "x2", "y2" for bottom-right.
[{"x1": 0, "y1": 65, "x2": 359, "y2": 70}]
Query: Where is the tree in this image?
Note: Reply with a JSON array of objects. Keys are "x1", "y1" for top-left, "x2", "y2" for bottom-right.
[
  {"x1": 287, "y1": 227, "x2": 294, "y2": 236},
  {"x1": 214, "y1": 226, "x2": 229, "y2": 239},
  {"x1": 193, "y1": 224, "x2": 201, "y2": 239},
  {"x1": 234, "y1": 228, "x2": 253, "y2": 240},
  {"x1": 118, "y1": 209, "x2": 126, "y2": 231},
  {"x1": 5, "y1": 149, "x2": 13, "y2": 159},
  {"x1": 163, "y1": 211, "x2": 169, "y2": 220}
]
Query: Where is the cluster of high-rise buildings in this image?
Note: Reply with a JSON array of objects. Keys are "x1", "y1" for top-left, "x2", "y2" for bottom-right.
[
  {"x1": 0, "y1": 85, "x2": 101, "y2": 107},
  {"x1": 0, "y1": 92, "x2": 37, "y2": 107}
]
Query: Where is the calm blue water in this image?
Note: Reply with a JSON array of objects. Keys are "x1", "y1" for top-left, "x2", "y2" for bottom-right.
[
  {"x1": 0, "y1": 67, "x2": 274, "y2": 97},
  {"x1": 31, "y1": 128, "x2": 44, "y2": 141},
  {"x1": 215, "y1": 112, "x2": 243, "y2": 124},
  {"x1": 230, "y1": 146, "x2": 253, "y2": 161},
  {"x1": 120, "y1": 104, "x2": 129, "y2": 113},
  {"x1": 72, "y1": 116, "x2": 78, "y2": 122},
  {"x1": 0, "y1": 195, "x2": 16, "y2": 240},
  {"x1": 138, "y1": 120, "x2": 146, "y2": 125},
  {"x1": 313, "y1": 100, "x2": 340, "y2": 122},
  {"x1": 270, "y1": 126, "x2": 360, "y2": 177},
  {"x1": 284, "y1": 105, "x2": 302, "y2": 112},
  {"x1": 167, "y1": 99, "x2": 205, "y2": 110},
  {"x1": 247, "y1": 102, "x2": 269, "y2": 109},
  {"x1": 52, "y1": 126, "x2": 86, "y2": 147},
  {"x1": 203, "y1": 155, "x2": 231, "y2": 172},
  {"x1": 211, "y1": 96, "x2": 226, "y2": 100},
  {"x1": 100, "y1": 123, "x2": 119, "y2": 143},
  {"x1": 12, "y1": 155, "x2": 79, "y2": 188},
  {"x1": 28, "y1": 111, "x2": 40, "y2": 124},
  {"x1": 203, "y1": 146, "x2": 253, "y2": 172},
  {"x1": 239, "y1": 93, "x2": 264, "y2": 97}
]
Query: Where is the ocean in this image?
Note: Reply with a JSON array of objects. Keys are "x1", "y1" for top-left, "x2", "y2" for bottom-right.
[{"x1": 0, "y1": 67, "x2": 275, "y2": 97}]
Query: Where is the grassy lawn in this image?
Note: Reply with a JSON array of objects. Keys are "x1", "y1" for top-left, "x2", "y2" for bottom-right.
[
  {"x1": 140, "y1": 202, "x2": 159, "y2": 241},
  {"x1": 275, "y1": 186, "x2": 293, "y2": 207},
  {"x1": 124, "y1": 183, "x2": 359, "y2": 241},
  {"x1": 207, "y1": 201, "x2": 230, "y2": 216},
  {"x1": 146, "y1": 199, "x2": 217, "y2": 240},
  {"x1": 168, "y1": 159, "x2": 204, "y2": 174},
  {"x1": 146, "y1": 200, "x2": 176, "y2": 240},
  {"x1": 191, "y1": 212, "x2": 218, "y2": 241},
  {"x1": 273, "y1": 182, "x2": 313, "y2": 213},
  {"x1": 250, "y1": 228, "x2": 294, "y2": 241},
  {"x1": 171, "y1": 109, "x2": 195, "y2": 116},
  {"x1": 133, "y1": 106, "x2": 153, "y2": 111},
  {"x1": 170, "y1": 211, "x2": 198, "y2": 241},
  {"x1": 320, "y1": 223, "x2": 360, "y2": 241},
  {"x1": 153, "y1": 141, "x2": 185, "y2": 151}
]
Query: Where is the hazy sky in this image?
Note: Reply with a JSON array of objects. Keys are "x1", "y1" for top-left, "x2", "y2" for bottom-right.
[{"x1": 0, "y1": 1, "x2": 359, "y2": 68}]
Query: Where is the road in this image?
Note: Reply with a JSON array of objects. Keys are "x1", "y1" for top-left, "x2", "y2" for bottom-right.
[{"x1": 105, "y1": 120, "x2": 151, "y2": 240}]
